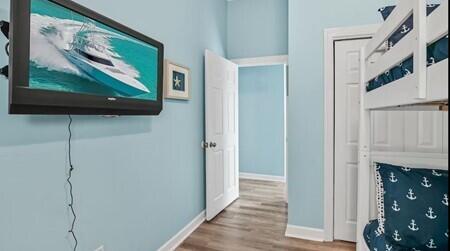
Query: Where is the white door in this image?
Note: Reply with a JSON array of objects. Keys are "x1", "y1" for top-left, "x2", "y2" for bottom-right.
[
  {"x1": 205, "y1": 50, "x2": 239, "y2": 221},
  {"x1": 334, "y1": 39, "x2": 370, "y2": 242}
]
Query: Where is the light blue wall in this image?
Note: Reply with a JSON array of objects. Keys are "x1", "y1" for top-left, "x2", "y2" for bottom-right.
[
  {"x1": 0, "y1": 0, "x2": 227, "y2": 250},
  {"x1": 239, "y1": 65, "x2": 285, "y2": 177},
  {"x1": 227, "y1": 0, "x2": 288, "y2": 59},
  {"x1": 287, "y1": 0, "x2": 394, "y2": 229}
]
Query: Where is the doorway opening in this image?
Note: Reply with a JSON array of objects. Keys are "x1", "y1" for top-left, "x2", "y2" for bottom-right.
[
  {"x1": 204, "y1": 52, "x2": 288, "y2": 222},
  {"x1": 235, "y1": 56, "x2": 288, "y2": 201}
]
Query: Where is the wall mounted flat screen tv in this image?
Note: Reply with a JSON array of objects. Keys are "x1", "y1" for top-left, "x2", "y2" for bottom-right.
[{"x1": 9, "y1": 0, "x2": 164, "y2": 115}]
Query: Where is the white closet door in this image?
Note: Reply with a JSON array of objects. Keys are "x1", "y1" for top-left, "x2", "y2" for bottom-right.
[
  {"x1": 371, "y1": 111, "x2": 404, "y2": 152},
  {"x1": 334, "y1": 39, "x2": 370, "y2": 242},
  {"x1": 404, "y1": 111, "x2": 444, "y2": 153}
]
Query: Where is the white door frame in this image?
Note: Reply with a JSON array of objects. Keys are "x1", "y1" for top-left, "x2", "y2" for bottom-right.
[
  {"x1": 323, "y1": 25, "x2": 380, "y2": 242},
  {"x1": 231, "y1": 55, "x2": 289, "y2": 200},
  {"x1": 231, "y1": 55, "x2": 289, "y2": 67}
]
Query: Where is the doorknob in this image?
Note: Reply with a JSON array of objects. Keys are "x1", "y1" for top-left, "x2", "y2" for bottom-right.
[
  {"x1": 210, "y1": 142, "x2": 217, "y2": 148},
  {"x1": 201, "y1": 141, "x2": 209, "y2": 149}
]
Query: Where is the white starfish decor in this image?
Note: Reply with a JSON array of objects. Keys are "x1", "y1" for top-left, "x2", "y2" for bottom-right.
[{"x1": 173, "y1": 76, "x2": 182, "y2": 88}]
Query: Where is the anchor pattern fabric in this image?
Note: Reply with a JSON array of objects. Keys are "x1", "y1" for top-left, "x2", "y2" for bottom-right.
[
  {"x1": 367, "y1": 4, "x2": 449, "y2": 92},
  {"x1": 365, "y1": 220, "x2": 404, "y2": 251},
  {"x1": 373, "y1": 163, "x2": 449, "y2": 251},
  {"x1": 378, "y1": 5, "x2": 440, "y2": 47}
]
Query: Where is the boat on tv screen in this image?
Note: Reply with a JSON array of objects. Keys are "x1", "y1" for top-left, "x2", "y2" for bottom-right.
[{"x1": 29, "y1": 0, "x2": 159, "y2": 101}]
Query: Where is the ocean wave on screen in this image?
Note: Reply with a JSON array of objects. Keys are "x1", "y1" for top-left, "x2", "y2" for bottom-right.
[{"x1": 30, "y1": 14, "x2": 140, "y2": 80}]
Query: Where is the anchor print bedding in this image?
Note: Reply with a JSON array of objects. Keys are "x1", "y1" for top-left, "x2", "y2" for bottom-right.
[
  {"x1": 365, "y1": 220, "x2": 403, "y2": 251},
  {"x1": 378, "y1": 5, "x2": 440, "y2": 47},
  {"x1": 366, "y1": 4, "x2": 449, "y2": 92},
  {"x1": 364, "y1": 163, "x2": 449, "y2": 251}
]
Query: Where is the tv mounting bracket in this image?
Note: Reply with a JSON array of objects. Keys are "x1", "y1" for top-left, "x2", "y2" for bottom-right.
[{"x1": 1, "y1": 20, "x2": 9, "y2": 78}]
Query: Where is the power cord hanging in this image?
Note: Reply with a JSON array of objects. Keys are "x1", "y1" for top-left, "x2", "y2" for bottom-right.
[{"x1": 67, "y1": 115, "x2": 78, "y2": 251}]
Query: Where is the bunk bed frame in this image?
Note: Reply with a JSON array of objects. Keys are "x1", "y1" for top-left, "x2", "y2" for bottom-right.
[{"x1": 356, "y1": 0, "x2": 449, "y2": 250}]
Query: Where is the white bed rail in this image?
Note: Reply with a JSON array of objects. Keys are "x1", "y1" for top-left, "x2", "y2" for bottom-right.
[
  {"x1": 363, "y1": 0, "x2": 448, "y2": 110},
  {"x1": 427, "y1": 0, "x2": 449, "y2": 44}
]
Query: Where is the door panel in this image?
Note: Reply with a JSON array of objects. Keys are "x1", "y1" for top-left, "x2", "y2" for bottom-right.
[
  {"x1": 205, "y1": 50, "x2": 239, "y2": 221},
  {"x1": 345, "y1": 164, "x2": 358, "y2": 223},
  {"x1": 212, "y1": 151, "x2": 225, "y2": 201},
  {"x1": 213, "y1": 89, "x2": 224, "y2": 134}
]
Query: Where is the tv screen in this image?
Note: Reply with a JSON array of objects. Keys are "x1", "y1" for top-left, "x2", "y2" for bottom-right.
[{"x1": 9, "y1": 0, "x2": 164, "y2": 115}]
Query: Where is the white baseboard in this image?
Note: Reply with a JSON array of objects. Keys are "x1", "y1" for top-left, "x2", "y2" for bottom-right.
[
  {"x1": 157, "y1": 211, "x2": 205, "y2": 251},
  {"x1": 285, "y1": 225, "x2": 325, "y2": 242},
  {"x1": 240, "y1": 172, "x2": 285, "y2": 182}
]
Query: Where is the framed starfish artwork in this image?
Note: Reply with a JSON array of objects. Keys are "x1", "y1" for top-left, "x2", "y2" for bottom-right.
[{"x1": 164, "y1": 60, "x2": 191, "y2": 100}]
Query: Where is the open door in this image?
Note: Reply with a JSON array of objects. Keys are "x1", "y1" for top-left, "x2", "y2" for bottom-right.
[{"x1": 205, "y1": 50, "x2": 239, "y2": 221}]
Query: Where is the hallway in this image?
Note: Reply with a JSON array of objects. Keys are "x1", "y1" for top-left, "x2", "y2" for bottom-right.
[{"x1": 177, "y1": 179, "x2": 356, "y2": 251}]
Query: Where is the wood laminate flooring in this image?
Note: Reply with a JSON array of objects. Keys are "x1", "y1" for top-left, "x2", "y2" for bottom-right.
[{"x1": 177, "y1": 179, "x2": 356, "y2": 251}]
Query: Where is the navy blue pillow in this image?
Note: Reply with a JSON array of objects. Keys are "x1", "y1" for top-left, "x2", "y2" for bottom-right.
[
  {"x1": 379, "y1": 5, "x2": 440, "y2": 47},
  {"x1": 376, "y1": 163, "x2": 449, "y2": 250}
]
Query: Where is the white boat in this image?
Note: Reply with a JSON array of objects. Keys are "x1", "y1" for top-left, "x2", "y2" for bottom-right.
[{"x1": 62, "y1": 23, "x2": 150, "y2": 97}]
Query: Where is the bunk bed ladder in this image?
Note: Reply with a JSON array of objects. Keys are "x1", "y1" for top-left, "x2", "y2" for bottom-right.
[
  {"x1": 357, "y1": 47, "x2": 371, "y2": 251},
  {"x1": 413, "y1": 0, "x2": 428, "y2": 99}
]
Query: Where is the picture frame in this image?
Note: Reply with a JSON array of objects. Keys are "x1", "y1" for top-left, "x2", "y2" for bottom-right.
[{"x1": 164, "y1": 60, "x2": 191, "y2": 100}]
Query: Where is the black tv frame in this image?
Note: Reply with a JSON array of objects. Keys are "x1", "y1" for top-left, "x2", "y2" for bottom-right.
[{"x1": 9, "y1": 0, "x2": 164, "y2": 115}]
